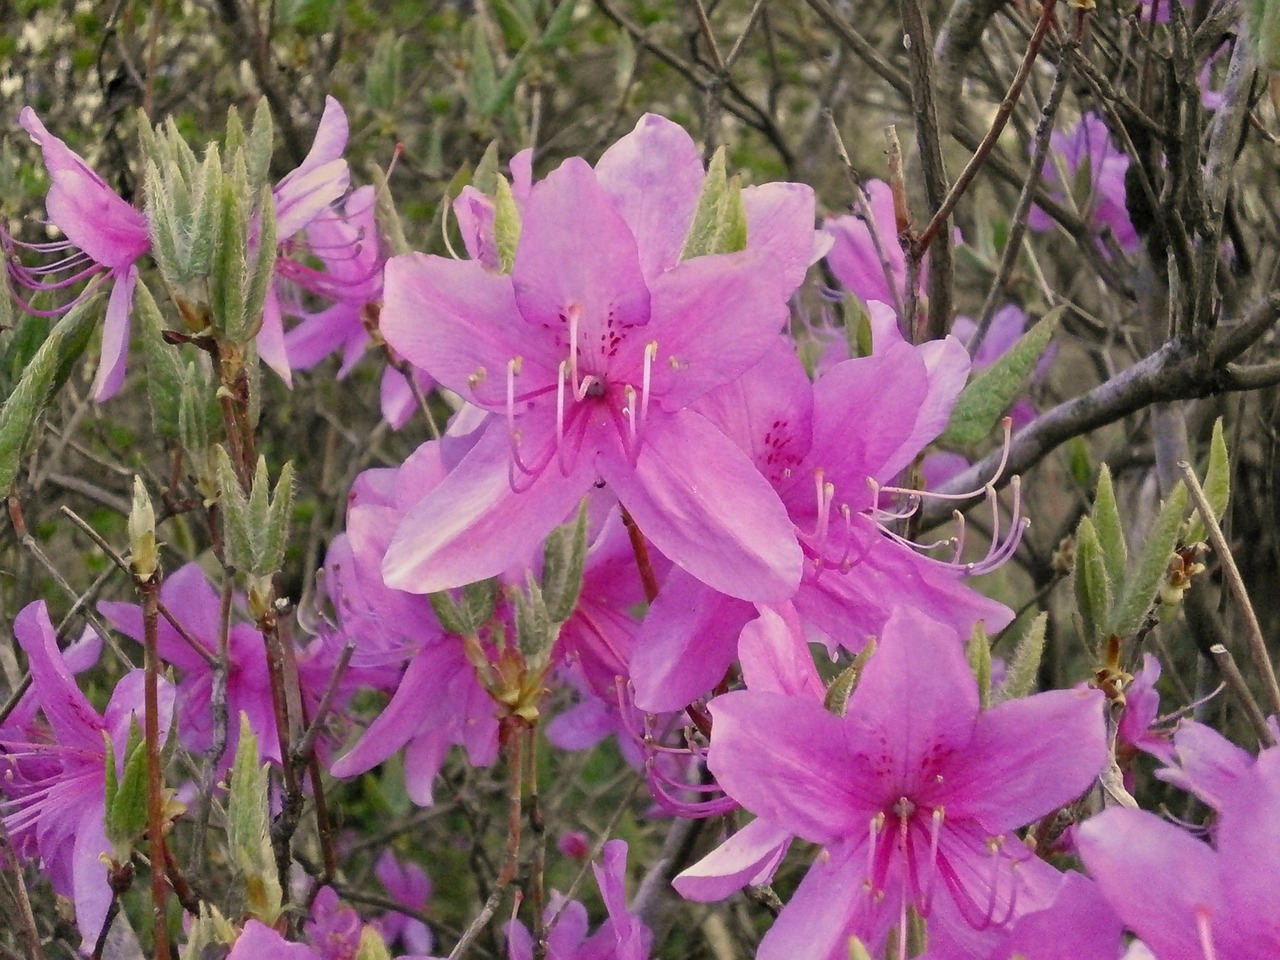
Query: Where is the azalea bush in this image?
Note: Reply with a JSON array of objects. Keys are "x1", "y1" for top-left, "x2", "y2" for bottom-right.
[{"x1": 3, "y1": 1, "x2": 1280, "y2": 959}]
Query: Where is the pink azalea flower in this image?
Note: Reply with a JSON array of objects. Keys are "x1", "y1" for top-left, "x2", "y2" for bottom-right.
[
  {"x1": 373, "y1": 849, "x2": 434, "y2": 956},
  {"x1": 506, "y1": 840, "x2": 651, "y2": 960},
  {"x1": 823, "y1": 179, "x2": 914, "y2": 313},
  {"x1": 378, "y1": 113, "x2": 814, "y2": 603},
  {"x1": 99, "y1": 562, "x2": 283, "y2": 767},
  {"x1": 631, "y1": 333, "x2": 1014, "y2": 712},
  {"x1": 705, "y1": 605, "x2": 1107, "y2": 958},
  {"x1": 7, "y1": 108, "x2": 149, "y2": 401},
  {"x1": 1153, "y1": 719, "x2": 1256, "y2": 812},
  {"x1": 10, "y1": 97, "x2": 350, "y2": 398},
  {"x1": 1077, "y1": 747, "x2": 1280, "y2": 960},
  {"x1": 229, "y1": 919, "x2": 322, "y2": 960},
  {"x1": 1028, "y1": 113, "x2": 1139, "y2": 253},
  {"x1": 0, "y1": 601, "x2": 173, "y2": 950}
]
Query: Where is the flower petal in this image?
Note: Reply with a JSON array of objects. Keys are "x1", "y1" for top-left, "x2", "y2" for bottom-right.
[
  {"x1": 757, "y1": 839, "x2": 879, "y2": 960},
  {"x1": 382, "y1": 418, "x2": 594, "y2": 594},
  {"x1": 601, "y1": 409, "x2": 800, "y2": 602},
  {"x1": 943, "y1": 687, "x2": 1107, "y2": 831},
  {"x1": 15, "y1": 600, "x2": 103, "y2": 750},
  {"x1": 91, "y1": 266, "x2": 138, "y2": 402},
  {"x1": 381, "y1": 253, "x2": 557, "y2": 406},
  {"x1": 708, "y1": 690, "x2": 871, "y2": 843},
  {"x1": 595, "y1": 114, "x2": 704, "y2": 282},
  {"x1": 673, "y1": 817, "x2": 793, "y2": 902}
]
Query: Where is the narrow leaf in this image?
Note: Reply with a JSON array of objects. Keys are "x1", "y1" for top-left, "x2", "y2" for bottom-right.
[
  {"x1": 246, "y1": 98, "x2": 275, "y2": 191},
  {"x1": 542, "y1": 501, "x2": 588, "y2": 623},
  {"x1": 1111, "y1": 483, "x2": 1187, "y2": 640},
  {"x1": 136, "y1": 279, "x2": 185, "y2": 440},
  {"x1": 939, "y1": 305, "x2": 1063, "y2": 446},
  {"x1": 241, "y1": 183, "x2": 278, "y2": 342},
  {"x1": 261, "y1": 460, "x2": 295, "y2": 574},
  {"x1": 1091, "y1": 465, "x2": 1128, "y2": 590},
  {"x1": 967, "y1": 622, "x2": 993, "y2": 709},
  {"x1": 493, "y1": 175, "x2": 522, "y2": 274},
  {"x1": 1073, "y1": 517, "x2": 1114, "y2": 647},
  {"x1": 995, "y1": 613, "x2": 1048, "y2": 703},
  {"x1": 1187, "y1": 418, "x2": 1230, "y2": 543},
  {"x1": 681, "y1": 147, "x2": 730, "y2": 260}
]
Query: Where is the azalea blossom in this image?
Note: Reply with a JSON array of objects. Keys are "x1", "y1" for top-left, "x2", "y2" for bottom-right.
[
  {"x1": 705, "y1": 605, "x2": 1107, "y2": 958},
  {"x1": 378, "y1": 113, "x2": 818, "y2": 603},
  {"x1": 9, "y1": 97, "x2": 350, "y2": 398},
  {"x1": 1077, "y1": 746, "x2": 1280, "y2": 960},
  {"x1": 0, "y1": 601, "x2": 173, "y2": 950}
]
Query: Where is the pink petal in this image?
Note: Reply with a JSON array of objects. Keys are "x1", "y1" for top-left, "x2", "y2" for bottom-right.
[
  {"x1": 1076, "y1": 808, "x2": 1218, "y2": 960},
  {"x1": 228, "y1": 920, "x2": 320, "y2": 960},
  {"x1": 757, "y1": 839, "x2": 877, "y2": 960},
  {"x1": 381, "y1": 417, "x2": 596, "y2": 594},
  {"x1": 15, "y1": 600, "x2": 103, "y2": 750},
  {"x1": 639, "y1": 252, "x2": 791, "y2": 411},
  {"x1": 594, "y1": 113, "x2": 704, "y2": 282},
  {"x1": 742, "y1": 181, "x2": 820, "y2": 296},
  {"x1": 511, "y1": 157, "x2": 651, "y2": 350},
  {"x1": 381, "y1": 253, "x2": 558, "y2": 406},
  {"x1": 21, "y1": 108, "x2": 149, "y2": 270},
  {"x1": 708, "y1": 691, "x2": 871, "y2": 843},
  {"x1": 673, "y1": 817, "x2": 793, "y2": 902},
  {"x1": 943, "y1": 687, "x2": 1107, "y2": 832},
  {"x1": 70, "y1": 807, "x2": 111, "y2": 952},
  {"x1": 601, "y1": 409, "x2": 800, "y2": 603},
  {"x1": 630, "y1": 567, "x2": 753, "y2": 712},
  {"x1": 91, "y1": 266, "x2": 138, "y2": 402},
  {"x1": 737, "y1": 604, "x2": 824, "y2": 700},
  {"x1": 257, "y1": 283, "x2": 293, "y2": 385}
]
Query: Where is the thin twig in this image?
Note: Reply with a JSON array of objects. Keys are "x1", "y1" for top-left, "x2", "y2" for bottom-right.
[
  {"x1": 1179, "y1": 460, "x2": 1280, "y2": 716},
  {"x1": 1209, "y1": 644, "x2": 1278, "y2": 747}
]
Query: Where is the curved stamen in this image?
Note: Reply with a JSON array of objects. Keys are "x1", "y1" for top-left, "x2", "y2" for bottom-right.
[
  {"x1": 566, "y1": 304, "x2": 582, "y2": 393},
  {"x1": 556, "y1": 361, "x2": 568, "y2": 464},
  {"x1": 640, "y1": 341, "x2": 657, "y2": 427},
  {"x1": 919, "y1": 807, "x2": 945, "y2": 914},
  {"x1": 624, "y1": 385, "x2": 638, "y2": 448},
  {"x1": 866, "y1": 812, "x2": 886, "y2": 892},
  {"x1": 1195, "y1": 909, "x2": 1218, "y2": 960}
]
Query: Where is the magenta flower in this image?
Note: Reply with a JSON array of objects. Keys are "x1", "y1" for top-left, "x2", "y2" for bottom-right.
[
  {"x1": 379, "y1": 114, "x2": 815, "y2": 603},
  {"x1": 8, "y1": 108, "x2": 149, "y2": 401},
  {"x1": 0, "y1": 601, "x2": 173, "y2": 950},
  {"x1": 706, "y1": 605, "x2": 1107, "y2": 958},
  {"x1": 1077, "y1": 747, "x2": 1280, "y2": 960},
  {"x1": 373, "y1": 849, "x2": 434, "y2": 956},
  {"x1": 229, "y1": 920, "x2": 322, "y2": 960},
  {"x1": 1028, "y1": 113, "x2": 1139, "y2": 252},
  {"x1": 631, "y1": 333, "x2": 1014, "y2": 712},
  {"x1": 506, "y1": 840, "x2": 651, "y2": 960},
  {"x1": 99, "y1": 562, "x2": 282, "y2": 767},
  {"x1": 823, "y1": 179, "x2": 913, "y2": 313}
]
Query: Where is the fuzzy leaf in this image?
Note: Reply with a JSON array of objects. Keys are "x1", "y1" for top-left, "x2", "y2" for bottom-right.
[
  {"x1": 0, "y1": 291, "x2": 99, "y2": 490},
  {"x1": 246, "y1": 98, "x2": 275, "y2": 191},
  {"x1": 940, "y1": 305, "x2": 1063, "y2": 446},
  {"x1": 186, "y1": 144, "x2": 223, "y2": 279},
  {"x1": 1091, "y1": 465, "x2": 1128, "y2": 591},
  {"x1": 1186, "y1": 418, "x2": 1230, "y2": 543},
  {"x1": 365, "y1": 33, "x2": 405, "y2": 113},
  {"x1": 136, "y1": 279, "x2": 185, "y2": 440},
  {"x1": 967, "y1": 622, "x2": 993, "y2": 709},
  {"x1": 471, "y1": 141, "x2": 502, "y2": 199},
  {"x1": 105, "y1": 719, "x2": 148, "y2": 860},
  {"x1": 468, "y1": 22, "x2": 498, "y2": 116},
  {"x1": 514, "y1": 577, "x2": 553, "y2": 666},
  {"x1": 367, "y1": 161, "x2": 411, "y2": 257},
  {"x1": 1073, "y1": 517, "x2": 1114, "y2": 647},
  {"x1": 494, "y1": 175, "x2": 522, "y2": 274},
  {"x1": 824, "y1": 638, "x2": 877, "y2": 717},
  {"x1": 226, "y1": 714, "x2": 281, "y2": 924},
  {"x1": 260, "y1": 460, "x2": 295, "y2": 575},
  {"x1": 429, "y1": 590, "x2": 470, "y2": 637},
  {"x1": 995, "y1": 612, "x2": 1047, "y2": 703},
  {"x1": 144, "y1": 157, "x2": 183, "y2": 285},
  {"x1": 215, "y1": 446, "x2": 254, "y2": 573},
  {"x1": 680, "y1": 148, "x2": 748, "y2": 259},
  {"x1": 462, "y1": 578, "x2": 499, "y2": 633},
  {"x1": 1111, "y1": 484, "x2": 1187, "y2": 640},
  {"x1": 210, "y1": 156, "x2": 249, "y2": 339},
  {"x1": 542, "y1": 501, "x2": 588, "y2": 623},
  {"x1": 242, "y1": 183, "x2": 277, "y2": 342}
]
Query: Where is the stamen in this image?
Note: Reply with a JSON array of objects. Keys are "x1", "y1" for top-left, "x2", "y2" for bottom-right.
[
  {"x1": 567, "y1": 304, "x2": 582, "y2": 392},
  {"x1": 624, "y1": 384, "x2": 638, "y2": 446},
  {"x1": 866, "y1": 812, "x2": 885, "y2": 891},
  {"x1": 641, "y1": 341, "x2": 657, "y2": 426},
  {"x1": 919, "y1": 807, "x2": 945, "y2": 913},
  {"x1": 813, "y1": 470, "x2": 835, "y2": 542},
  {"x1": 1195, "y1": 908, "x2": 1218, "y2": 960},
  {"x1": 556, "y1": 361, "x2": 568, "y2": 453}
]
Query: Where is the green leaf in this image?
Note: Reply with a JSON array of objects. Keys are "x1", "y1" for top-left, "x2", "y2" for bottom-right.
[
  {"x1": 939, "y1": 305, "x2": 1063, "y2": 446},
  {"x1": 144, "y1": 157, "x2": 183, "y2": 285},
  {"x1": 462, "y1": 578, "x2": 499, "y2": 633},
  {"x1": 1073, "y1": 517, "x2": 1114, "y2": 647},
  {"x1": 514, "y1": 577, "x2": 554, "y2": 665},
  {"x1": 542, "y1": 500, "x2": 588, "y2": 623},
  {"x1": 471, "y1": 141, "x2": 501, "y2": 199},
  {"x1": 468, "y1": 21, "x2": 498, "y2": 115},
  {"x1": 680, "y1": 148, "x2": 747, "y2": 259},
  {"x1": 493, "y1": 175, "x2": 522, "y2": 274},
  {"x1": 0, "y1": 290, "x2": 99, "y2": 490},
  {"x1": 186, "y1": 144, "x2": 223, "y2": 279},
  {"x1": 105, "y1": 719, "x2": 149, "y2": 860},
  {"x1": 1111, "y1": 484, "x2": 1187, "y2": 640},
  {"x1": 1246, "y1": 0, "x2": 1280, "y2": 70},
  {"x1": 209, "y1": 156, "x2": 249, "y2": 339},
  {"x1": 246, "y1": 98, "x2": 274, "y2": 191},
  {"x1": 538, "y1": 0, "x2": 578, "y2": 49},
  {"x1": 136, "y1": 279, "x2": 185, "y2": 440},
  {"x1": 824, "y1": 638, "x2": 877, "y2": 717},
  {"x1": 967, "y1": 622, "x2": 992, "y2": 709},
  {"x1": 995, "y1": 612, "x2": 1047, "y2": 703},
  {"x1": 260, "y1": 460, "x2": 294, "y2": 575},
  {"x1": 1187, "y1": 418, "x2": 1230, "y2": 543},
  {"x1": 429, "y1": 590, "x2": 470, "y2": 637},
  {"x1": 215, "y1": 446, "x2": 254, "y2": 573},
  {"x1": 242, "y1": 183, "x2": 277, "y2": 342},
  {"x1": 366, "y1": 161, "x2": 411, "y2": 257},
  {"x1": 1091, "y1": 465, "x2": 1128, "y2": 591},
  {"x1": 226, "y1": 714, "x2": 281, "y2": 924},
  {"x1": 365, "y1": 32, "x2": 405, "y2": 113}
]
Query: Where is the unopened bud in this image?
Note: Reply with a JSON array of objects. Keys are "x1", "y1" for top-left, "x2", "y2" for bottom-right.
[{"x1": 128, "y1": 476, "x2": 159, "y2": 580}]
